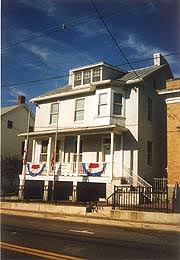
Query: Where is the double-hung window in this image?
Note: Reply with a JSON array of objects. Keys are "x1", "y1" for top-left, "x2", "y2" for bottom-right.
[
  {"x1": 98, "y1": 93, "x2": 107, "y2": 116},
  {"x1": 113, "y1": 93, "x2": 122, "y2": 115},
  {"x1": 50, "y1": 103, "x2": 59, "y2": 124},
  {"x1": 74, "y1": 71, "x2": 82, "y2": 86},
  {"x1": 75, "y1": 98, "x2": 85, "y2": 121},
  {"x1": 92, "y1": 67, "x2": 101, "y2": 82},
  {"x1": 83, "y1": 69, "x2": 91, "y2": 84},
  {"x1": 40, "y1": 140, "x2": 48, "y2": 162}
]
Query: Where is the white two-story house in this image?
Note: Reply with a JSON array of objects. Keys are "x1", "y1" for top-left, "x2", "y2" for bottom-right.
[{"x1": 18, "y1": 53, "x2": 173, "y2": 202}]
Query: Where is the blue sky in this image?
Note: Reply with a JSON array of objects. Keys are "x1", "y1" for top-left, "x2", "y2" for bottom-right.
[{"x1": 1, "y1": 0, "x2": 180, "y2": 112}]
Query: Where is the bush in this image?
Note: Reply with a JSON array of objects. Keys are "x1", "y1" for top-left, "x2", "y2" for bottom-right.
[{"x1": 1, "y1": 156, "x2": 22, "y2": 195}]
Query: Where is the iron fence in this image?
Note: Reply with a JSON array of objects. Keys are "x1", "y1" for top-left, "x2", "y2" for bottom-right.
[{"x1": 112, "y1": 185, "x2": 169, "y2": 213}]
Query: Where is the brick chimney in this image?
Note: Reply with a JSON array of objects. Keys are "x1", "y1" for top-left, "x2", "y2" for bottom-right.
[{"x1": 18, "y1": 96, "x2": 25, "y2": 105}]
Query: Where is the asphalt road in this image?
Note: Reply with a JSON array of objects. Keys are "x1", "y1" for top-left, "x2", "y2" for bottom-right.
[{"x1": 1, "y1": 214, "x2": 180, "y2": 260}]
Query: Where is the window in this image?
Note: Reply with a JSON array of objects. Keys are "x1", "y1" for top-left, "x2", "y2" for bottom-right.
[
  {"x1": 147, "y1": 141, "x2": 152, "y2": 166},
  {"x1": 83, "y1": 69, "x2": 91, "y2": 84},
  {"x1": 7, "y1": 120, "x2": 13, "y2": 129},
  {"x1": 50, "y1": 103, "x2": 59, "y2": 124},
  {"x1": 98, "y1": 93, "x2": 107, "y2": 116},
  {"x1": 40, "y1": 140, "x2": 48, "y2": 162},
  {"x1": 74, "y1": 98, "x2": 85, "y2": 121},
  {"x1": 92, "y1": 67, "x2": 101, "y2": 82},
  {"x1": 148, "y1": 97, "x2": 152, "y2": 121},
  {"x1": 74, "y1": 71, "x2": 82, "y2": 86},
  {"x1": 113, "y1": 93, "x2": 122, "y2": 115}
]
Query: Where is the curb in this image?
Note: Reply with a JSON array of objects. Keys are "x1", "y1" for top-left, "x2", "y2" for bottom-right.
[{"x1": 1, "y1": 208, "x2": 180, "y2": 232}]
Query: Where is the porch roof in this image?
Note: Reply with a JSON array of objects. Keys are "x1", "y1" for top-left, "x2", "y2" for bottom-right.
[{"x1": 18, "y1": 124, "x2": 128, "y2": 137}]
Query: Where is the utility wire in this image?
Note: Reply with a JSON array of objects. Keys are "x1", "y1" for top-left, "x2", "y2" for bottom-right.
[
  {"x1": 2, "y1": 0, "x2": 147, "y2": 52},
  {"x1": 90, "y1": 0, "x2": 142, "y2": 81},
  {"x1": 1, "y1": 52, "x2": 179, "y2": 88}
]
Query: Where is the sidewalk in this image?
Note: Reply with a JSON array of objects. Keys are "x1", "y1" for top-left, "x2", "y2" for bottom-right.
[{"x1": 1, "y1": 201, "x2": 180, "y2": 232}]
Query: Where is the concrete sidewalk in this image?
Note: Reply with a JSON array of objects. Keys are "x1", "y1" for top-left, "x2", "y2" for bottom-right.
[{"x1": 1, "y1": 201, "x2": 180, "y2": 232}]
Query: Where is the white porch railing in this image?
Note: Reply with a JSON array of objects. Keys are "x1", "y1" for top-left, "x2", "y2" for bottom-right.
[
  {"x1": 25, "y1": 162, "x2": 110, "y2": 177},
  {"x1": 123, "y1": 164, "x2": 152, "y2": 188}
]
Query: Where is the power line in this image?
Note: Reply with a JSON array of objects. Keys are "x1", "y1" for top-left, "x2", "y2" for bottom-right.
[
  {"x1": 1, "y1": 52, "x2": 179, "y2": 88},
  {"x1": 90, "y1": 0, "x2": 142, "y2": 81},
  {"x1": 2, "y1": 0, "x2": 147, "y2": 52},
  {"x1": 1, "y1": 0, "x2": 129, "y2": 52}
]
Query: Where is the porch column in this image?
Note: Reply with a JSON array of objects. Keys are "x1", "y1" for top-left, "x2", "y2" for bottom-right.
[
  {"x1": 120, "y1": 135, "x2": 124, "y2": 178},
  {"x1": 110, "y1": 131, "x2": 114, "y2": 180},
  {"x1": 75, "y1": 135, "x2": 81, "y2": 176},
  {"x1": 43, "y1": 180, "x2": 49, "y2": 201},
  {"x1": 72, "y1": 181, "x2": 78, "y2": 202},
  {"x1": 47, "y1": 137, "x2": 52, "y2": 175},
  {"x1": 32, "y1": 139, "x2": 36, "y2": 163},
  {"x1": 18, "y1": 138, "x2": 28, "y2": 200}
]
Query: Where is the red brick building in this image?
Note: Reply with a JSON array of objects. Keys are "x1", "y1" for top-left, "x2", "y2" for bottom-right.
[{"x1": 159, "y1": 78, "x2": 180, "y2": 197}]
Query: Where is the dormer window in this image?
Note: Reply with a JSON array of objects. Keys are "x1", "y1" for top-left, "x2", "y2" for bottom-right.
[
  {"x1": 83, "y1": 69, "x2": 91, "y2": 84},
  {"x1": 73, "y1": 66, "x2": 102, "y2": 87},
  {"x1": 92, "y1": 67, "x2": 101, "y2": 82},
  {"x1": 74, "y1": 71, "x2": 82, "y2": 86}
]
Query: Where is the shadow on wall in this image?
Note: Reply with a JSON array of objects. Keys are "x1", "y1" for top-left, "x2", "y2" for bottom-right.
[
  {"x1": 172, "y1": 182, "x2": 180, "y2": 213},
  {"x1": 1, "y1": 156, "x2": 22, "y2": 195}
]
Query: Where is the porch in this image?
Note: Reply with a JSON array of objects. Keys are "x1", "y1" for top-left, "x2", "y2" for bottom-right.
[{"x1": 19, "y1": 124, "x2": 128, "y2": 201}]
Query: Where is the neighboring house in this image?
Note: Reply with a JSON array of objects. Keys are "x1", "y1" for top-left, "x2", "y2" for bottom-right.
[
  {"x1": 1, "y1": 96, "x2": 35, "y2": 159},
  {"x1": 19, "y1": 53, "x2": 173, "y2": 202},
  {"x1": 159, "y1": 78, "x2": 180, "y2": 199}
]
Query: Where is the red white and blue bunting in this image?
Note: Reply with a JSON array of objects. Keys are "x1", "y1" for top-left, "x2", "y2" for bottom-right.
[
  {"x1": 82, "y1": 163, "x2": 106, "y2": 176},
  {"x1": 27, "y1": 163, "x2": 46, "y2": 177}
]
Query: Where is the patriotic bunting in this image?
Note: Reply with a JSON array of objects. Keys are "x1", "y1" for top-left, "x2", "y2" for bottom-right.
[
  {"x1": 82, "y1": 163, "x2": 106, "y2": 176},
  {"x1": 27, "y1": 163, "x2": 46, "y2": 177}
]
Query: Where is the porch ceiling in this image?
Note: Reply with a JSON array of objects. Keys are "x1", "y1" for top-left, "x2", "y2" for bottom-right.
[{"x1": 18, "y1": 124, "x2": 128, "y2": 137}]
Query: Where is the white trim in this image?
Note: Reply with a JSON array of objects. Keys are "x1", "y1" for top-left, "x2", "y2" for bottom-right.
[
  {"x1": 166, "y1": 97, "x2": 180, "y2": 104},
  {"x1": 18, "y1": 124, "x2": 128, "y2": 137},
  {"x1": 159, "y1": 89, "x2": 180, "y2": 95}
]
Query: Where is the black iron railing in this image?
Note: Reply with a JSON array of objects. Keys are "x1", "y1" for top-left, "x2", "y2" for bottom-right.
[{"x1": 112, "y1": 185, "x2": 169, "y2": 213}]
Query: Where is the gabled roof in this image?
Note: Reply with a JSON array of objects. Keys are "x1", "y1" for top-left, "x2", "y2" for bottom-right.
[
  {"x1": 1, "y1": 105, "x2": 21, "y2": 116},
  {"x1": 1, "y1": 104, "x2": 35, "y2": 120}
]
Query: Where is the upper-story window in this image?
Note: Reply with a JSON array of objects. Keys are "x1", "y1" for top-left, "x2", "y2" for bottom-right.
[
  {"x1": 74, "y1": 71, "x2": 82, "y2": 86},
  {"x1": 83, "y1": 69, "x2": 91, "y2": 84},
  {"x1": 74, "y1": 98, "x2": 85, "y2": 121},
  {"x1": 113, "y1": 93, "x2": 122, "y2": 115},
  {"x1": 148, "y1": 97, "x2": 152, "y2": 121},
  {"x1": 73, "y1": 66, "x2": 102, "y2": 87},
  {"x1": 92, "y1": 67, "x2": 101, "y2": 82},
  {"x1": 7, "y1": 120, "x2": 13, "y2": 129},
  {"x1": 98, "y1": 93, "x2": 107, "y2": 116},
  {"x1": 50, "y1": 103, "x2": 59, "y2": 124}
]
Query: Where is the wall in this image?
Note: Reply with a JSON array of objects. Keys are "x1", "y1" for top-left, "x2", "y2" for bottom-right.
[
  {"x1": 1, "y1": 106, "x2": 34, "y2": 158},
  {"x1": 167, "y1": 102, "x2": 180, "y2": 185},
  {"x1": 138, "y1": 79, "x2": 167, "y2": 183},
  {"x1": 123, "y1": 86, "x2": 138, "y2": 175},
  {"x1": 34, "y1": 86, "x2": 125, "y2": 131}
]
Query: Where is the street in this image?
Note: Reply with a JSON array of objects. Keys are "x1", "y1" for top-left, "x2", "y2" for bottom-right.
[{"x1": 1, "y1": 214, "x2": 180, "y2": 260}]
